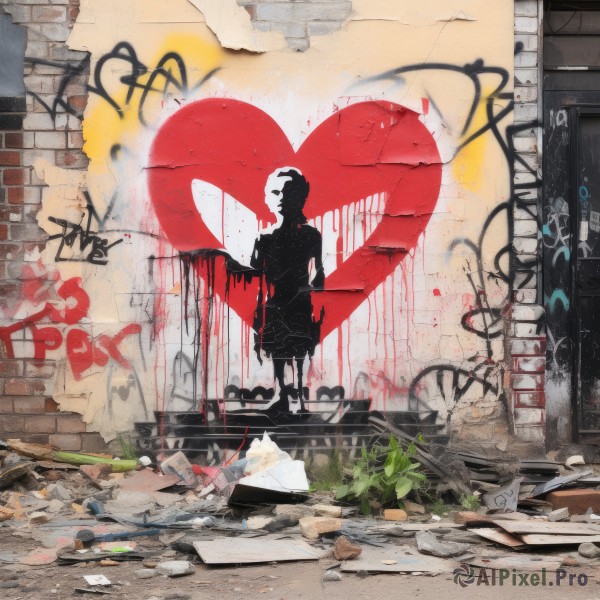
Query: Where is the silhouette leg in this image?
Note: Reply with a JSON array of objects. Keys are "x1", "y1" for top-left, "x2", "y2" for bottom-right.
[{"x1": 296, "y1": 358, "x2": 306, "y2": 412}]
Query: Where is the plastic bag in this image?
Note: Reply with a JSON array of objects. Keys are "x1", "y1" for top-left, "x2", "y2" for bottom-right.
[{"x1": 244, "y1": 432, "x2": 292, "y2": 475}]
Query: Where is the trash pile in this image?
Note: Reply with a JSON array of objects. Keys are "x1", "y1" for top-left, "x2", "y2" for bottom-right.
[{"x1": 2, "y1": 430, "x2": 600, "y2": 594}]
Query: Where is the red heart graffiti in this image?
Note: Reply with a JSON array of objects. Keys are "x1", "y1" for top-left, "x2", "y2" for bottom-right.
[{"x1": 147, "y1": 99, "x2": 441, "y2": 339}]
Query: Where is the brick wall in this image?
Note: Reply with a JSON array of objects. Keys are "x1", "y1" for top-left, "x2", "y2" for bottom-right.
[
  {"x1": 0, "y1": 0, "x2": 106, "y2": 453},
  {"x1": 237, "y1": 0, "x2": 352, "y2": 51},
  {"x1": 508, "y1": 0, "x2": 546, "y2": 444}
]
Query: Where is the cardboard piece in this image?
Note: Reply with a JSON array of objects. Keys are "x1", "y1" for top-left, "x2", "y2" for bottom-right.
[
  {"x1": 193, "y1": 538, "x2": 320, "y2": 565},
  {"x1": 340, "y1": 545, "x2": 452, "y2": 573}
]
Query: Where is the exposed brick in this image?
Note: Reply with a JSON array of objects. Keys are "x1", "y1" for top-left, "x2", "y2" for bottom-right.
[
  {"x1": 548, "y1": 490, "x2": 600, "y2": 515},
  {"x1": 4, "y1": 378, "x2": 31, "y2": 395},
  {"x1": 0, "y1": 151, "x2": 21, "y2": 166},
  {"x1": 514, "y1": 407, "x2": 545, "y2": 425},
  {"x1": 32, "y1": 5, "x2": 67, "y2": 22},
  {"x1": 45, "y1": 397, "x2": 59, "y2": 412},
  {"x1": 55, "y1": 150, "x2": 88, "y2": 168},
  {"x1": 514, "y1": 391, "x2": 545, "y2": 408},
  {"x1": 2, "y1": 168, "x2": 25, "y2": 186},
  {"x1": 7, "y1": 187, "x2": 24, "y2": 204},
  {"x1": 511, "y1": 373, "x2": 544, "y2": 391},
  {"x1": 0, "y1": 360, "x2": 23, "y2": 376},
  {"x1": 0, "y1": 243, "x2": 23, "y2": 261},
  {"x1": 57, "y1": 414, "x2": 86, "y2": 433},
  {"x1": 24, "y1": 415, "x2": 56, "y2": 433},
  {"x1": 514, "y1": 356, "x2": 545, "y2": 373},
  {"x1": 80, "y1": 433, "x2": 108, "y2": 453},
  {"x1": 49, "y1": 433, "x2": 81, "y2": 451},
  {"x1": 67, "y1": 95, "x2": 87, "y2": 112},
  {"x1": 10, "y1": 223, "x2": 46, "y2": 241},
  {"x1": 0, "y1": 415, "x2": 25, "y2": 431},
  {"x1": 0, "y1": 114, "x2": 24, "y2": 130},
  {"x1": 24, "y1": 360, "x2": 56, "y2": 378},
  {"x1": 20, "y1": 433, "x2": 50, "y2": 444},
  {"x1": 35, "y1": 131, "x2": 66, "y2": 149},
  {"x1": 13, "y1": 396, "x2": 46, "y2": 414},
  {"x1": 0, "y1": 224, "x2": 8, "y2": 240},
  {"x1": 0, "y1": 397, "x2": 14, "y2": 413}
]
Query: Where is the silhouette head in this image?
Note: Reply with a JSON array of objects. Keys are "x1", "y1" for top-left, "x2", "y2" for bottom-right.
[{"x1": 264, "y1": 167, "x2": 309, "y2": 222}]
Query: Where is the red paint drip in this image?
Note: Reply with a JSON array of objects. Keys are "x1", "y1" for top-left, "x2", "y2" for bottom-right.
[{"x1": 433, "y1": 288, "x2": 441, "y2": 296}]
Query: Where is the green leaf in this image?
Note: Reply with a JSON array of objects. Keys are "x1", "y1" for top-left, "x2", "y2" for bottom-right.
[
  {"x1": 395, "y1": 476, "x2": 413, "y2": 499},
  {"x1": 384, "y1": 462, "x2": 395, "y2": 478},
  {"x1": 336, "y1": 484, "x2": 350, "y2": 499},
  {"x1": 389, "y1": 435, "x2": 398, "y2": 450}
]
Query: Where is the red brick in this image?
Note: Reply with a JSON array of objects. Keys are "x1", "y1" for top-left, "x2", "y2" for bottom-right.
[
  {"x1": 0, "y1": 360, "x2": 22, "y2": 377},
  {"x1": 4, "y1": 133, "x2": 24, "y2": 149},
  {"x1": 0, "y1": 397, "x2": 14, "y2": 413},
  {"x1": 7, "y1": 187, "x2": 24, "y2": 204},
  {"x1": 49, "y1": 433, "x2": 81, "y2": 451},
  {"x1": 0, "y1": 243, "x2": 22, "y2": 261},
  {"x1": 55, "y1": 150, "x2": 88, "y2": 168},
  {"x1": 57, "y1": 414, "x2": 86, "y2": 433},
  {"x1": 547, "y1": 490, "x2": 600, "y2": 515},
  {"x1": 511, "y1": 373, "x2": 544, "y2": 390},
  {"x1": 514, "y1": 391, "x2": 545, "y2": 408},
  {"x1": 13, "y1": 396, "x2": 46, "y2": 414},
  {"x1": 514, "y1": 356, "x2": 545, "y2": 373},
  {"x1": 0, "y1": 224, "x2": 7, "y2": 240},
  {"x1": 4, "y1": 378, "x2": 31, "y2": 395},
  {"x1": 0, "y1": 151, "x2": 21, "y2": 166},
  {"x1": 24, "y1": 415, "x2": 56, "y2": 433},
  {"x1": 45, "y1": 397, "x2": 59, "y2": 412},
  {"x1": 20, "y1": 433, "x2": 50, "y2": 445},
  {"x1": 3, "y1": 169, "x2": 24, "y2": 185},
  {"x1": 0, "y1": 415, "x2": 25, "y2": 431},
  {"x1": 67, "y1": 95, "x2": 87, "y2": 111}
]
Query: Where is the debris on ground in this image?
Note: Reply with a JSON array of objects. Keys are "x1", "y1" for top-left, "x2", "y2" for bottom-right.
[{"x1": 3, "y1": 428, "x2": 600, "y2": 595}]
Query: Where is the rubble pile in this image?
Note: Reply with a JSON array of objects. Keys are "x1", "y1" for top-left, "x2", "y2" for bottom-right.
[{"x1": 2, "y1": 430, "x2": 600, "y2": 594}]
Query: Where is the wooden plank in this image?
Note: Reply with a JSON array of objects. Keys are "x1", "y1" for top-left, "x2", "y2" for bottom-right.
[
  {"x1": 340, "y1": 545, "x2": 453, "y2": 574},
  {"x1": 493, "y1": 520, "x2": 600, "y2": 535},
  {"x1": 520, "y1": 534, "x2": 600, "y2": 546},
  {"x1": 193, "y1": 538, "x2": 320, "y2": 565},
  {"x1": 467, "y1": 528, "x2": 527, "y2": 549}
]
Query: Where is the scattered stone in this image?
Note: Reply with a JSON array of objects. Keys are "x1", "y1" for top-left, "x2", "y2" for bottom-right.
[
  {"x1": 322, "y1": 570, "x2": 342, "y2": 582},
  {"x1": 105, "y1": 491, "x2": 155, "y2": 516},
  {"x1": 562, "y1": 557, "x2": 580, "y2": 566},
  {"x1": 275, "y1": 504, "x2": 315, "y2": 520},
  {"x1": 415, "y1": 530, "x2": 471, "y2": 558},
  {"x1": 578, "y1": 542, "x2": 600, "y2": 559},
  {"x1": 80, "y1": 464, "x2": 112, "y2": 481},
  {"x1": 135, "y1": 569, "x2": 156, "y2": 579},
  {"x1": 46, "y1": 483, "x2": 72, "y2": 503},
  {"x1": 383, "y1": 509, "x2": 407, "y2": 521},
  {"x1": 142, "y1": 557, "x2": 160, "y2": 569},
  {"x1": 46, "y1": 500, "x2": 65, "y2": 514},
  {"x1": 246, "y1": 516, "x2": 274, "y2": 530},
  {"x1": 333, "y1": 535, "x2": 362, "y2": 560},
  {"x1": 28, "y1": 511, "x2": 50, "y2": 525},
  {"x1": 0, "y1": 581, "x2": 19, "y2": 589},
  {"x1": 299, "y1": 516, "x2": 342, "y2": 540},
  {"x1": 565, "y1": 455, "x2": 585, "y2": 468},
  {"x1": 164, "y1": 594, "x2": 192, "y2": 600},
  {"x1": 314, "y1": 504, "x2": 342, "y2": 518},
  {"x1": 155, "y1": 560, "x2": 196, "y2": 577},
  {"x1": 404, "y1": 501, "x2": 426, "y2": 514},
  {"x1": 547, "y1": 507, "x2": 570, "y2": 522},
  {"x1": 261, "y1": 515, "x2": 298, "y2": 533}
]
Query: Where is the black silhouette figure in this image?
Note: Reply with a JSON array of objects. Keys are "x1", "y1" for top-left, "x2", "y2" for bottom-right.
[{"x1": 225, "y1": 167, "x2": 324, "y2": 412}]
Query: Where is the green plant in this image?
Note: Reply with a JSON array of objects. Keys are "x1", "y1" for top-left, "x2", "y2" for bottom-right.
[
  {"x1": 429, "y1": 496, "x2": 449, "y2": 517},
  {"x1": 459, "y1": 493, "x2": 481, "y2": 511},
  {"x1": 117, "y1": 435, "x2": 138, "y2": 461},
  {"x1": 308, "y1": 451, "x2": 344, "y2": 492},
  {"x1": 335, "y1": 435, "x2": 428, "y2": 515}
]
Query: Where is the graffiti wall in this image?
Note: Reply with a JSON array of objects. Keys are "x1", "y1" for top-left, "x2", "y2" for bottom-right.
[{"x1": 2, "y1": 0, "x2": 518, "y2": 456}]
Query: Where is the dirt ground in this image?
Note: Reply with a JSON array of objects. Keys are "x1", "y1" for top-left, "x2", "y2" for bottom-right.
[{"x1": 2, "y1": 528, "x2": 600, "y2": 600}]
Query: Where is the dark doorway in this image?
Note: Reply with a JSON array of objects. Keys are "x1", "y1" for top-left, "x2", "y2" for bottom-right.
[{"x1": 543, "y1": 1, "x2": 600, "y2": 441}]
